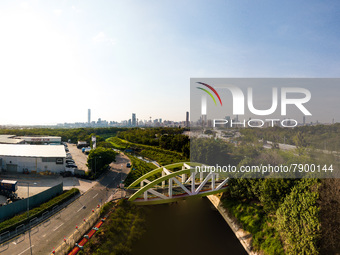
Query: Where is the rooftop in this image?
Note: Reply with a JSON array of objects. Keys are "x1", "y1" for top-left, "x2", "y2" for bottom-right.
[
  {"x1": 0, "y1": 135, "x2": 24, "y2": 144},
  {"x1": 0, "y1": 144, "x2": 66, "y2": 158}
]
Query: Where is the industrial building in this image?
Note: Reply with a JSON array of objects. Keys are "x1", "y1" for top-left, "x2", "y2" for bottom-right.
[
  {"x1": 0, "y1": 144, "x2": 66, "y2": 173},
  {"x1": 0, "y1": 135, "x2": 61, "y2": 145}
]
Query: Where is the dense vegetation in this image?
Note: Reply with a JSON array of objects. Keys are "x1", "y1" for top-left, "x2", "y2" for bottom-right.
[
  {"x1": 191, "y1": 134, "x2": 339, "y2": 254},
  {"x1": 107, "y1": 137, "x2": 188, "y2": 166},
  {"x1": 123, "y1": 156, "x2": 157, "y2": 187},
  {"x1": 116, "y1": 128, "x2": 190, "y2": 158},
  {"x1": 222, "y1": 179, "x2": 321, "y2": 254},
  {"x1": 0, "y1": 188, "x2": 79, "y2": 234},
  {"x1": 239, "y1": 124, "x2": 340, "y2": 151},
  {"x1": 79, "y1": 199, "x2": 146, "y2": 255}
]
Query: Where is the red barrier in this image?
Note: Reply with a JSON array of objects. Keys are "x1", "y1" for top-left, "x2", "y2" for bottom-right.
[{"x1": 68, "y1": 218, "x2": 106, "y2": 255}]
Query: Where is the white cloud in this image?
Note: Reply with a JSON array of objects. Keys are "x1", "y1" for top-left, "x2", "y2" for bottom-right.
[
  {"x1": 92, "y1": 32, "x2": 116, "y2": 45},
  {"x1": 72, "y1": 5, "x2": 82, "y2": 13},
  {"x1": 54, "y1": 9, "x2": 62, "y2": 16},
  {"x1": 20, "y1": 2, "x2": 29, "y2": 9}
]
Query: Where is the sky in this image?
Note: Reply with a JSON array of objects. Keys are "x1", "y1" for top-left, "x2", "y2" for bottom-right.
[{"x1": 1, "y1": 0, "x2": 340, "y2": 125}]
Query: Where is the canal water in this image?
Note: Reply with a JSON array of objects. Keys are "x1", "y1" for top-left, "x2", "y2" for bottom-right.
[{"x1": 132, "y1": 197, "x2": 247, "y2": 255}]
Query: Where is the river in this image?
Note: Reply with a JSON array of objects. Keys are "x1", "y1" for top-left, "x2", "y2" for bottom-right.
[{"x1": 132, "y1": 197, "x2": 247, "y2": 255}]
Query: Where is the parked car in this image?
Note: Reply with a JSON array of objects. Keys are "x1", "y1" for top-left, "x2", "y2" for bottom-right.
[
  {"x1": 66, "y1": 159, "x2": 75, "y2": 164},
  {"x1": 126, "y1": 163, "x2": 131, "y2": 168},
  {"x1": 66, "y1": 163, "x2": 77, "y2": 168}
]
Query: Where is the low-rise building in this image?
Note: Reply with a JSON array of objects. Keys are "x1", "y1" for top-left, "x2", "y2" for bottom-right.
[{"x1": 0, "y1": 144, "x2": 66, "y2": 173}]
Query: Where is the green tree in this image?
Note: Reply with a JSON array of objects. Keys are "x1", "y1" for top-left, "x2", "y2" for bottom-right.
[
  {"x1": 276, "y1": 179, "x2": 321, "y2": 255},
  {"x1": 87, "y1": 147, "x2": 116, "y2": 177}
]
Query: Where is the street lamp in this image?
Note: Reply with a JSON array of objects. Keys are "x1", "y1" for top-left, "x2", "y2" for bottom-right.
[
  {"x1": 21, "y1": 181, "x2": 37, "y2": 255},
  {"x1": 94, "y1": 156, "x2": 102, "y2": 176}
]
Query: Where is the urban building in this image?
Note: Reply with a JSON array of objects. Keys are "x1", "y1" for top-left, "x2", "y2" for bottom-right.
[
  {"x1": 186, "y1": 111, "x2": 189, "y2": 127},
  {"x1": 132, "y1": 113, "x2": 136, "y2": 126},
  {"x1": 88, "y1": 109, "x2": 91, "y2": 124}
]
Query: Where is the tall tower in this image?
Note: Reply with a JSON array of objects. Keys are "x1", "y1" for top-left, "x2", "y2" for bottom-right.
[
  {"x1": 132, "y1": 113, "x2": 136, "y2": 127},
  {"x1": 186, "y1": 111, "x2": 189, "y2": 127},
  {"x1": 88, "y1": 109, "x2": 91, "y2": 124}
]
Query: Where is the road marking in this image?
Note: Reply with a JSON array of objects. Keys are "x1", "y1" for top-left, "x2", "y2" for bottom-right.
[
  {"x1": 93, "y1": 193, "x2": 98, "y2": 199},
  {"x1": 76, "y1": 206, "x2": 84, "y2": 213},
  {"x1": 53, "y1": 223, "x2": 64, "y2": 232},
  {"x1": 18, "y1": 245, "x2": 34, "y2": 255}
]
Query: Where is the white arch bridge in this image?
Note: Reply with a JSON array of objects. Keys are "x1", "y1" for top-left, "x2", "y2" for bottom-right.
[{"x1": 126, "y1": 162, "x2": 229, "y2": 205}]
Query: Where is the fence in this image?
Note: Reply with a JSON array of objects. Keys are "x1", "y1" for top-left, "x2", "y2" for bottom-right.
[{"x1": 0, "y1": 183, "x2": 63, "y2": 222}]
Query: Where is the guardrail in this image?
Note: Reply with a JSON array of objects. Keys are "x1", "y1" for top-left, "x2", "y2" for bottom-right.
[{"x1": 0, "y1": 192, "x2": 80, "y2": 245}]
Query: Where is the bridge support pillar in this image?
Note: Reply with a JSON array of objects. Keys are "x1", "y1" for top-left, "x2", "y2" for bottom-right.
[
  {"x1": 144, "y1": 191, "x2": 148, "y2": 201},
  {"x1": 169, "y1": 178, "x2": 173, "y2": 198},
  {"x1": 182, "y1": 174, "x2": 186, "y2": 183},
  {"x1": 211, "y1": 173, "x2": 215, "y2": 190},
  {"x1": 162, "y1": 171, "x2": 165, "y2": 188},
  {"x1": 191, "y1": 172, "x2": 196, "y2": 194}
]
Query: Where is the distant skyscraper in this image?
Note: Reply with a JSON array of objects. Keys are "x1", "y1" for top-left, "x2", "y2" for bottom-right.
[
  {"x1": 186, "y1": 111, "x2": 189, "y2": 127},
  {"x1": 88, "y1": 109, "x2": 91, "y2": 124},
  {"x1": 303, "y1": 116, "x2": 305, "y2": 125},
  {"x1": 132, "y1": 113, "x2": 136, "y2": 126}
]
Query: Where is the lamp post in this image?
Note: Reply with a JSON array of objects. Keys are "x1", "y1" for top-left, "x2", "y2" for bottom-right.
[
  {"x1": 22, "y1": 181, "x2": 36, "y2": 255},
  {"x1": 94, "y1": 156, "x2": 102, "y2": 176}
]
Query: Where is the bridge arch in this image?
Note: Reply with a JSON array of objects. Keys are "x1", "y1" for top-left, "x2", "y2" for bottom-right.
[{"x1": 127, "y1": 162, "x2": 229, "y2": 205}]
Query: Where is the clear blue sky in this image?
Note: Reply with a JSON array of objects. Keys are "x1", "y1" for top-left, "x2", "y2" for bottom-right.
[{"x1": 1, "y1": 0, "x2": 340, "y2": 125}]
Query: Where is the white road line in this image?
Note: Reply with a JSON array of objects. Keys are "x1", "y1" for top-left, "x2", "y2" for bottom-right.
[
  {"x1": 53, "y1": 223, "x2": 64, "y2": 232},
  {"x1": 93, "y1": 193, "x2": 98, "y2": 199},
  {"x1": 76, "y1": 206, "x2": 83, "y2": 213},
  {"x1": 18, "y1": 245, "x2": 34, "y2": 255}
]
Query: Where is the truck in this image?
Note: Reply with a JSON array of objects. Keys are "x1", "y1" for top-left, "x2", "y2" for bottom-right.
[
  {"x1": 0, "y1": 180, "x2": 19, "y2": 202},
  {"x1": 0, "y1": 180, "x2": 18, "y2": 193},
  {"x1": 77, "y1": 141, "x2": 88, "y2": 149}
]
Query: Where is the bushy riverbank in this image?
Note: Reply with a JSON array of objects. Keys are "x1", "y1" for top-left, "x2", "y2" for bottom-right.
[{"x1": 79, "y1": 199, "x2": 146, "y2": 255}]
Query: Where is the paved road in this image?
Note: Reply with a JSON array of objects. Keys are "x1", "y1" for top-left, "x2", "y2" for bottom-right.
[{"x1": 1, "y1": 153, "x2": 130, "y2": 255}]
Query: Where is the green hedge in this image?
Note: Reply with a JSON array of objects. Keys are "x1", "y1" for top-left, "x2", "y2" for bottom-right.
[
  {"x1": 107, "y1": 137, "x2": 187, "y2": 165},
  {"x1": 0, "y1": 188, "x2": 79, "y2": 234},
  {"x1": 124, "y1": 156, "x2": 157, "y2": 186}
]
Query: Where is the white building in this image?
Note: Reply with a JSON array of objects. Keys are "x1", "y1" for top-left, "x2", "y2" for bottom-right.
[
  {"x1": 0, "y1": 144, "x2": 66, "y2": 173},
  {"x1": 16, "y1": 136, "x2": 62, "y2": 145}
]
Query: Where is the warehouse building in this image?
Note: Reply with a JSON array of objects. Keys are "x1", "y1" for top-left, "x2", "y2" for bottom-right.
[
  {"x1": 16, "y1": 136, "x2": 62, "y2": 145},
  {"x1": 0, "y1": 135, "x2": 61, "y2": 145},
  {"x1": 0, "y1": 135, "x2": 25, "y2": 144},
  {"x1": 0, "y1": 144, "x2": 66, "y2": 173}
]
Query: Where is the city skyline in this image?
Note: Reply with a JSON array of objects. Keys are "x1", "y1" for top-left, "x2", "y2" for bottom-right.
[{"x1": 1, "y1": 1, "x2": 340, "y2": 125}]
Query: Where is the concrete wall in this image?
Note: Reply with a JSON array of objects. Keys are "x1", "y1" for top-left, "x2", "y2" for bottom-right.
[
  {"x1": 0, "y1": 156, "x2": 65, "y2": 173},
  {"x1": 0, "y1": 182, "x2": 63, "y2": 222}
]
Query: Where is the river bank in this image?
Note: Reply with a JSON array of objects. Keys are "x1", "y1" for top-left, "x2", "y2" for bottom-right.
[{"x1": 207, "y1": 194, "x2": 258, "y2": 255}]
